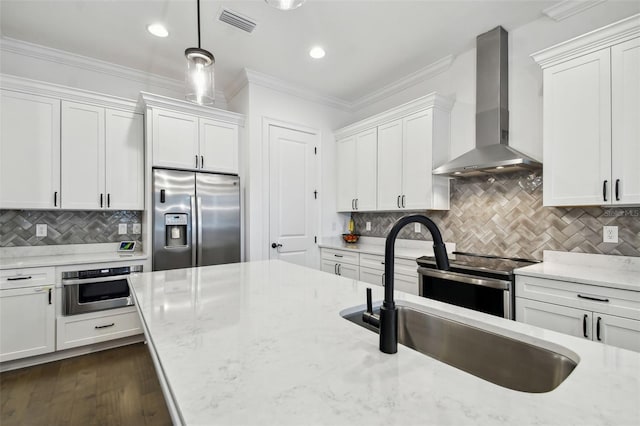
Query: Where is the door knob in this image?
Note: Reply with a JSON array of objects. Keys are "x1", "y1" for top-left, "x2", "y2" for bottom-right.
[{"x1": 271, "y1": 243, "x2": 283, "y2": 249}]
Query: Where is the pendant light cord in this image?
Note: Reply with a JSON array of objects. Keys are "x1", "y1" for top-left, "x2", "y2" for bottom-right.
[{"x1": 197, "y1": 0, "x2": 201, "y2": 49}]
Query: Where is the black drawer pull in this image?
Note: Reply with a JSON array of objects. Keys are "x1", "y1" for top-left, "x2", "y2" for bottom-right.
[
  {"x1": 583, "y1": 314, "x2": 588, "y2": 338},
  {"x1": 577, "y1": 294, "x2": 609, "y2": 303},
  {"x1": 603, "y1": 180, "x2": 608, "y2": 202},
  {"x1": 615, "y1": 179, "x2": 620, "y2": 201},
  {"x1": 334, "y1": 254, "x2": 343, "y2": 258},
  {"x1": 48, "y1": 288, "x2": 52, "y2": 305},
  {"x1": 596, "y1": 317, "x2": 602, "y2": 341},
  {"x1": 95, "y1": 323, "x2": 115, "y2": 329},
  {"x1": 7, "y1": 276, "x2": 32, "y2": 281}
]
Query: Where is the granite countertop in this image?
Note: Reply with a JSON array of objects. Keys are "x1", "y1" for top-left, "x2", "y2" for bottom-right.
[
  {"x1": 319, "y1": 236, "x2": 456, "y2": 260},
  {"x1": 129, "y1": 260, "x2": 640, "y2": 426},
  {"x1": 0, "y1": 244, "x2": 148, "y2": 269},
  {"x1": 515, "y1": 251, "x2": 640, "y2": 292}
]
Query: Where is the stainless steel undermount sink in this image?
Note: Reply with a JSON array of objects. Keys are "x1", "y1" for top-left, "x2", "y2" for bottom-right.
[{"x1": 342, "y1": 302, "x2": 579, "y2": 393}]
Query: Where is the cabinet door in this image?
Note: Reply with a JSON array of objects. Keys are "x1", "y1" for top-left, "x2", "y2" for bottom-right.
[
  {"x1": 542, "y1": 49, "x2": 612, "y2": 206},
  {"x1": 61, "y1": 101, "x2": 105, "y2": 209},
  {"x1": 0, "y1": 91, "x2": 60, "y2": 209},
  {"x1": 394, "y1": 273, "x2": 418, "y2": 296},
  {"x1": 402, "y1": 110, "x2": 434, "y2": 210},
  {"x1": 593, "y1": 313, "x2": 640, "y2": 353},
  {"x1": 0, "y1": 286, "x2": 55, "y2": 362},
  {"x1": 516, "y1": 298, "x2": 592, "y2": 340},
  {"x1": 359, "y1": 266, "x2": 384, "y2": 287},
  {"x1": 152, "y1": 109, "x2": 199, "y2": 170},
  {"x1": 105, "y1": 110, "x2": 144, "y2": 210},
  {"x1": 377, "y1": 120, "x2": 403, "y2": 210},
  {"x1": 199, "y1": 118, "x2": 238, "y2": 174},
  {"x1": 355, "y1": 128, "x2": 377, "y2": 211},
  {"x1": 612, "y1": 38, "x2": 640, "y2": 205},
  {"x1": 337, "y1": 263, "x2": 359, "y2": 280},
  {"x1": 336, "y1": 136, "x2": 357, "y2": 212},
  {"x1": 321, "y1": 260, "x2": 338, "y2": 275}
]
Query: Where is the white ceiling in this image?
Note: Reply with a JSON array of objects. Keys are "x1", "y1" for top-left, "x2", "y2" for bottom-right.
[{"x1": 1, "y1": 0, "x2": 558, "y2": 103}]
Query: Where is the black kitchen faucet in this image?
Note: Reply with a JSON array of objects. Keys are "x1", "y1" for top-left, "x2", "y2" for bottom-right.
[{"x1": 363, "y1": 214, "x2": 450, "y2": 354}]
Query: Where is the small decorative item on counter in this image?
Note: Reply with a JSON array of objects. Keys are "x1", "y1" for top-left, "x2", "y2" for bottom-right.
[
  {"x1": 348, "y1": 214, "x2": 355, "y2": 234},
  {"x1": 342, "y1": 233, "x2": 360, "y2": 244}
]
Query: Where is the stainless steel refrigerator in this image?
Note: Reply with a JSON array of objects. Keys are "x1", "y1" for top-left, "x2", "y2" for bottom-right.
[{"x1": 152, "y1": 168, "x2": 240, "y2": 271}]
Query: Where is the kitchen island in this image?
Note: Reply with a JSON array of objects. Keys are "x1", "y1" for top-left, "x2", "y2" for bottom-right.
[{"x1": 128, "y1": 260, "x2": 640, "y2": 426}]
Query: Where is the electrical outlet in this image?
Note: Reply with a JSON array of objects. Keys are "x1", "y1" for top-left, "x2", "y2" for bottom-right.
[
  {"x1": 603, "y1": 226, "x2": 618, "y2": 243},
  {"x1": 366, "y1": 222, "x2": 371, "y2": 231},
  {"x1": 414, "y1": 223, "x2": 421, "y2": 233},
  {"x1": 118, "y1": 223, "x2": 128, "y2": 235},
  {"x1": 36, "y1": 224, "x2": 47, "y2": 237},
  {"x1": 132, "y1": 223, "x2": 141, "y2": 234}
]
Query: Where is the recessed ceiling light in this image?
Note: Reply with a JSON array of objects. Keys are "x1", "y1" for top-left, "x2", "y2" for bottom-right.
[
  {"x1": 147, "y1": 23, "x2": 169, "y2": 38},
  {"x1": 309, "y1": 46, "x2": 325, "y2": 59},
  {"x1": 454, "y1": 172, "x2": 461, "y2": 175},
  {"x1": 496, "y1": 166, "x2": 504, "y2": 169}
]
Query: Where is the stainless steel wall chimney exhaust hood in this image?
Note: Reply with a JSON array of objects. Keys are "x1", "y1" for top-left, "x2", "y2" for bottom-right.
[{"x1": 433, "y1": 26, "x2": 541, "y2": 177}]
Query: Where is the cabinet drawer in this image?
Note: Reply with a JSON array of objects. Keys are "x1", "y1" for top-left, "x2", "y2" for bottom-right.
[
  {"x1": 0, "y1": 267, "x2": 55, "y2": 290},
  {"x1": 516, "y1": 275, "x2": 640, "y2": 320},
  {"x1": 321, "y1": 249, "x2": 359, "y2": 266},
  {"x1": 57, "y1": 309, "x2": 142, "y2": 350},
  {"x1": 394, "y1": 257, "x2": 419, "y2": 277},
  {"x1": 360, "y1": 266, "x2": 385, "y2": 287},
  {"x1": 359, "y1": 253, "x2": 385, "y2": 271}
]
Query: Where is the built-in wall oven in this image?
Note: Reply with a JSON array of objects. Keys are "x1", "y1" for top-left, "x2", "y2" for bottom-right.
[
  {"x1": 417, "y1": 252, "x2": 538, "y2": 319},
  {"x1": 62, "y1": 265, "x2": 143, "y2": 315}
]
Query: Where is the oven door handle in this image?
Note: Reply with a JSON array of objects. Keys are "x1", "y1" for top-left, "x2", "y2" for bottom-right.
[
  {"x1": 418, "y1": 267, "x2": 511, "y2": 290},
  {"x1": 61, "y1": 275, "x2": 131, "y2": 286}
]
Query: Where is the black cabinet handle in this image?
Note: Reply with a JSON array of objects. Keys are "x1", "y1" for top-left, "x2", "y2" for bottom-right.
[
  {"x1": 195, "y1": 155, "x2": 199, "y2": 168},
  {"x1": 201, "y1": 155, "x2": 204, "y2": 169},
  {"x1": 107, "y1": 193, "x2": 111, "y2": 208},
  {"x1": 583, "y1": 314, "x2": 588, "y2": 338},
  {"x1": 7, "y1": 276, "x2": 32, "y2": 281},
  {"x1": 48, "y1": 288, "x2": 52, "y2": 305},
  {"x1": 338, "y1": 264, "x2": 342, "y2": 275},
  {"x1": 54, "y1": 191, "x2": 58, "y2": 207},
  {"x1": 615, "y1": 179, "x2": 620, "y2": 201},
  {"x1": 100, "y1": 193, "x2": 104, "y2": 208},
  {"x1": 596, "y1": 317, "x2": 602, "y2": 341},
  {"x1": 95, "y1": 323, "x2": 115, "y2": 329},
  {"x1": 355, "y1": 199, "x2": 358, "y2": 210},
  {"x1": 397, "y1": 195, "x2": 401, "y2": 208},
  {"x1": 578, "y1": 294, "x2": 609, "y2": 303},
  {"x1": 160, "y1": 189, "x2": 166, "y2": 203},
  {"x1": 334, "y1": 254, "x2": 343, "y2": 258},
  {"x1": 603, "y1": 180, "x2": 608, "y2": 202},
  {"x1": 334, "y1": 263, "x2": 337, "y2": 274},
  {"x1": 402, "y1": 195, "x2": 406, "y2": 208}
]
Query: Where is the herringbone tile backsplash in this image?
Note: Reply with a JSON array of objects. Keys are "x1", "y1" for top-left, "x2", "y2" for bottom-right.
[
  {"x1": 353, "y1": 171, "x2": 640, "y2": 260},
  {"x1": 0, "y1": 210, "x2": 142, "y2": 246}
]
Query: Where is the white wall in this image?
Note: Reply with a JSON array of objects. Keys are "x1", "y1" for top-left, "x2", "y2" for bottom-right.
[
  {"x1": 351, "y1": 3, "x2": 640, "y2": 163},
  {"x1": 228, "y1": 79, "x2": 352, "y2": 261}
]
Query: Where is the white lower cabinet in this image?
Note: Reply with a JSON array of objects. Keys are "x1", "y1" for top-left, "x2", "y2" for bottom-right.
[
  {"x1": 57, "y1": 307, "x2": 142, "y2": 351},
  {"x1": 359, "y1": 266, "x2": 385, "y2": 287},
  {"x1": 516, "y1": 275, "x2": 640, "y2": 352},
  {"x1": 321, "y1": 259, "x2": 359, "y2": 280},
  {"x1": 0, "y1": 268, "x2": 56, "y2": 362}
]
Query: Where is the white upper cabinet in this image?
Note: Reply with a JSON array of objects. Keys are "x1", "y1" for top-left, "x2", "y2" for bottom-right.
[
  {"x1": 336, "y1": 93, "x2": 453, "y2": 213},
  {"x1": 62, "y1": 101, "x2": 144, "y2": 210},
  {"x1": 0, "y1": 90, "x2": 60, "y2": 209},
  {"x1": 611, "y1": 37, "x2": 640, "y2": 205},
  {"x1": 532, "y1": 15, "x2": 640, "y2": 206},
  {"x1": 143, "y1": 93, "x2": 244, "y2": 175},
  {"x1": 152, "y1": 109, "x2": 199, "y2": 170},
  {"x1": 199, "y1": 118, "x2": 238, "y2": 174}
]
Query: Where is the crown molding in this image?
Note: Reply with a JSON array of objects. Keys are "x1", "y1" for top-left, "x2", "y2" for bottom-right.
[
  {"x1": 0, "y1": 73, "x2": 143, "y2": 112},
  {"x1": 542, "y1": 0, "x2": 607, "y2": 21},
  {"x1": 0, "y1": 36, "x2": 227, "y2": 107},
  {"x1": 350, "y1": 55, "x2": 454, "y2": 111},
  {"x1": 140, "y1": 91, "x2": 245, "y2": 127},
  {"x1": 334, "y1": 92, "x2": 454, "y2": 139},
  {"x1": 532, "y1": 13, "x2": 640, "y2": 68}
]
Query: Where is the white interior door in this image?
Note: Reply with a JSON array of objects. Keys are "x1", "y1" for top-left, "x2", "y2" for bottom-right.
[{"x1": 269, "y1": 125, "x2": 319, "y2": 268}]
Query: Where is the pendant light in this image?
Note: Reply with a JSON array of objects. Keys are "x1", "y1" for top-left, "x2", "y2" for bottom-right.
[
  {"x1": 265, "y1": 0, "x2": 306, "y2": 11},
  {"x1": 185, "y1": 0, "x2": 214, "y2": 105}
]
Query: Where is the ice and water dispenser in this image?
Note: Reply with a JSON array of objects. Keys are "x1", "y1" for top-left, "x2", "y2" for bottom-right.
[{"x1": 164, "y1": 214, "x2": 188, "y2": 247}]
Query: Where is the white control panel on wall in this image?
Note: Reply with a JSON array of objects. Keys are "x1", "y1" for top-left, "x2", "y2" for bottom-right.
[
  {"x1": 35, "y1": 224, "x2": 47, "y2": 237},
  {"x1": 118, "y1": 223, "x2": 128, "y2": 235}
]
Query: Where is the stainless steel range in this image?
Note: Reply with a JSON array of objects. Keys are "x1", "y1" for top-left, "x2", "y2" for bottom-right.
[{"x1": 416, "y1": 252, "x2": 539, "y2": 319}]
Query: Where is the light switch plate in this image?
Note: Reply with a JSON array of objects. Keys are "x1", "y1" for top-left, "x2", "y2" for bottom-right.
[
  {"x1": 36, "y1": 224, "x2": 47, "y2": 237},
  {"x1": 414, "y1": 223, "x2": 421, "y2": 233},
  {"x1": 118, "y1": 223, "x2": 128, "y2": 235},
  {"x1": 603, "y1": 226, "x2": 618, "y2": 243},
  {"x1": 366, "y1": 222, "x2": 371, "y2": 231},
  {"x1": 132, "y1": 223, "x2": 141, "y2": 234}
]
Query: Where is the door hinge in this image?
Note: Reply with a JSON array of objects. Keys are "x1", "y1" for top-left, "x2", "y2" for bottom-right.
[
  {"x1": 314, "y1": 236, "x2": 317, "y2": 244},
  {"x1": 314, "y1": 147, "x2": 317, "y2": 155},
  {"x1": 313, "y1": 190, "x2": 318, "y2": 199}
]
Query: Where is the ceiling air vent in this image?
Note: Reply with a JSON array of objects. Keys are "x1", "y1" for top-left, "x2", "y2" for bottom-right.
[{"x1": 218, "y1": 8, "x2": 257, "y2": 33}]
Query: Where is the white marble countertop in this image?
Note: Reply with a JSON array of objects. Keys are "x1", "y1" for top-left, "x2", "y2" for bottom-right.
[
  {"x1": 0, "y1": 243, "x2": 148, "y2": 269},
  {"x1": 319, "y1": 236, "x2": 456, "y2": 260},
  {"x1": 129, "y1": 260, "x2": 640, "y2": 426},
  {"x1": 515, "y1": 251, "x2": 640, "y2": 292}
]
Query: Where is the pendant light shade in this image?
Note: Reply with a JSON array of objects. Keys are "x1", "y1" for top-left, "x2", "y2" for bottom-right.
[
  {"x1": 185, "y1": 0, "x2": 215, "y2": 105},
  {"x1": 265, "y1": 0, "x2": 306, "y2": 11}
]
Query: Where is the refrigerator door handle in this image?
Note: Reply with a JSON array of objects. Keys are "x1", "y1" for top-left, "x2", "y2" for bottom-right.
[
  {"x1": 191, "y1": 196, "x2": 197, "y2": 267},
  {"x1": 197, "y1": 196, "x2": 203, "y2": 266}
]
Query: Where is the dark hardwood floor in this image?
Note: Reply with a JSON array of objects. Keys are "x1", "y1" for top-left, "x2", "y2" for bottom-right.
[{"x1": 0, "y1": 343, "x2": 172, "y2": 426}]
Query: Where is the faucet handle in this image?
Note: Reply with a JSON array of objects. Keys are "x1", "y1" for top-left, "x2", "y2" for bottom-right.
[{"x1": 366, "y1": 287, "x2": 373, "y2": 314}]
